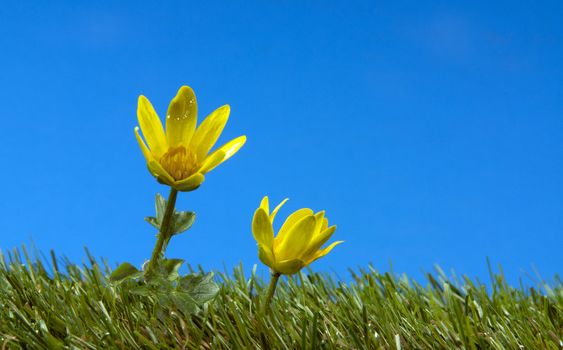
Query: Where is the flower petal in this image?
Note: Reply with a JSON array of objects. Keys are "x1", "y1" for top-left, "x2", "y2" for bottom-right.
[
  {"x1": 147, "y1": 160, "x2": 175, "y2": 185},
  {"x1": 135, "y1": 127, "x2": 153, "y2": 162},
  {"x1": 137, "y1": 95, "x2": 167, "y2": 157},
  {"x1": 174, "y1": 173, "x2": 205, "y2": 192},
  {"x1": 305, "y1": 240, "x2": 343, "y2": 266},
  {"x1": 199, "y1": 150, "x2": 226, "y2": 174},
  {"x1": 313, "y1": 211, "x2": 325, "y2": 235},
  {"x1": 273, "y1": 259, "x2": 304, "y2": 275},
  {"x1": 274, "y1": 208, "x2": 314, "y2": 248},
  {"x1": 260, "y1": 196, "x2": 270, "y2": 214},
  {"x1": 190, "y1": 105, "x2": 230, "y2": 160},
  {"x1": 320, "y1": 217, "x2": 329, "y2": 232},
  {"x1": 258, "y1": 244, "x2": 275, "y2": 268},
  {"x1": 200, "y1": 135, "x2": 246, "y2": 173},
  {"x1": 275, "y1": 215, "x2": 316, "y2": 261},
  {"x1": 166, "y1": 86, "x2": 197, "y2": 147},
  {"x1": 270, "y1": 198, "x2": 288, "y2": 223},
  {"x1": 252, "y1": 208, "x2": 274, "y2": 249},
  {"x1": 301, "y1": 225, "x2": 337, "y2": 261}
]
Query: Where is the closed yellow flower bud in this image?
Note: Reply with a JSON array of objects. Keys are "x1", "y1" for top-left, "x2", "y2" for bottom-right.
[
  {"x1": 134, "y1": 85, "x2": 246, "y2": 191},
  {"x1": 252, "y1": 196, "x2": 343, "y2": 275}
]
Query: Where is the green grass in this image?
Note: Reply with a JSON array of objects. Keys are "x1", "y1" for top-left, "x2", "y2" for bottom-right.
[{"x1": 0, "y1": 247, "x2": 561, "y2": 349}]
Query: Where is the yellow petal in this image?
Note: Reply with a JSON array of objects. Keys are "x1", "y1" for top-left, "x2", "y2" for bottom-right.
[
  {"x1": 190, "y1": 105, "x2": 230, "y2": 160},
  {"x1": 320, "y1": 217, "x2": 329, "y2": 232},
  {"x1": 270, "y1": 198, "x2": 288, "y2": 223},
  {"x1": 199, "y1": 150, "x2": 226, "y2": 174},
  {"x1": 137, "y1": 96, "x2": 167, "y2": 157},
  {"x1": 200, "y1": 135, "x2": 246, "y2": 173},
  {"x1": 174, "y1": 173, "x2": 205, "y2": 192},
  {"x1": 273, "y1": 259, "x2": 304, "y2": 275},
  {"x1": 274, "y1": 208, "x2": 314, "y2": 248},
  {"x1": 147, "y1": 160, "x2": 175, "y2": 185},
  {"x1": 275, "y1": 215, "x2": 316, "y2": 261},
  {"x1": 301, "y1": 225, "x2": 337, "y2": 261},
  {"x1": 252, "y1": 208, "x2": 274, "y2": 249},
  {"x1": 134, "y1": 127, "x2": 153, "y2": 162},
  {"x1": 260, "y1": 196, "x2": 269, "y2": 214},
  {"x1": 305, "y1": 241, "x2": 343, "y2": 266},
  {"x1": 313, "y1": 211, "x2": 325, "y2": 235},
  {"x1": 258, "y1": 244, "x2": 275, "y2": 268},
  {"x1": 166, "y1": 86, "x2": 197, "y2": 147}
]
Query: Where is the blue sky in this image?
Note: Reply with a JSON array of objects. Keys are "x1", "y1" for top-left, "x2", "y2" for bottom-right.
[{"x1": 0, "y1": 1, "x2": 561, "y2": 284}]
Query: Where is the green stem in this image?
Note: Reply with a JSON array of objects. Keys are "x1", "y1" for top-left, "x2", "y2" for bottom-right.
[
  {"x1": 263, "y1": 272, "x2": 281, "y2": 313},
  {"x1": 147, "y1": 187, "x2": 178, "y2": 275}
]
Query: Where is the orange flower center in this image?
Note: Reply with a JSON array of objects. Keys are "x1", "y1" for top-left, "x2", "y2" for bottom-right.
[{"x1": 159, "y1": 146, "x2": 199, "y2": 181}]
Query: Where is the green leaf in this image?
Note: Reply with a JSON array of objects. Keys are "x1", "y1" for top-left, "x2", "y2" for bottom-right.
[
  {"x1": 109, "y1": 262, "x2": 142, "y2": 283},
  {"x1": 147, "y1": 195, "x2": 195, "y2": 235},
  {"x1": 144, "y1": 216, "x2": 160, "y2": 230},
  {"x1": 172, "y1": 211, "x2": 196, "y2": 235},
  {"x1": 157, "y1": 291, "x2": 199, "y2": 315},
  {"x1": 179, "y1": 272, "x2": 219, "y2": 303},
  {"x1": 144, "y1": 272, "x2": 169, "y2": 287},
  {"x1": 161, "y1": 258, "x2": 184, "y2": 281},
  {"x1": 155, "y1": 193, "x2": 166, "y2": 222},
  {"x1": 129, "y1": 285, "x2": 152, "y2": 296},
  {"x1": 173, "y1": 291, "x2": 200, "y2": 314},
  {"x1": 145, "y1": 193, "x2": 167, "y2": 230}
]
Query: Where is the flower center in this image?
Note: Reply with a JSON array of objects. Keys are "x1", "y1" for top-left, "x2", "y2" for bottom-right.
[{"x1": 159, "y1": 146, "x2": 199, "y2": 181}]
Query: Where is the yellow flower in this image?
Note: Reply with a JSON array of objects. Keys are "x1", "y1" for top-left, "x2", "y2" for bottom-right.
[
  {"x1": 252, "y1": 196, "x2": 343, "y2": 275},
  {"x1": 134, "y1": 86, "x2": 246, "y2": 191}
]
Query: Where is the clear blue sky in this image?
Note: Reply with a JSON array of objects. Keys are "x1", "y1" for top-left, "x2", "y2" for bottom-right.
[{"x1": 0, "y1": 1, "x2": 561, "y2": 284}]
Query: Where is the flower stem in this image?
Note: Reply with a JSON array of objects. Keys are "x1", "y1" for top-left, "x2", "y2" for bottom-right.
[
  {"x1": 263, "y1": 272, "x2": 281, "y2": 313},
  {"x1": 147, "y1": 187, "x2": 178, "y2": 275}
]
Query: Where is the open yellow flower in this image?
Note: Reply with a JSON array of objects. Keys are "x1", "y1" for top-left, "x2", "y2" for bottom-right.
[
  {"x1": 252, "y1": 196, "x2": 343, "y2": 275},
  {"x1": 134, "y1": 85, "x2": 246, "y2": 191}
]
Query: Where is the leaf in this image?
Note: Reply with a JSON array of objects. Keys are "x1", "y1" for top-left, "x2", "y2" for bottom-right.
[
  {"x1": 158, "y1": 291, "x2": 199, "y2": 315},
  {"x1": 172, "y1": 291, "x2": 200, "y2": 314},
  {"x1": 129, "y1": 285, "x2": 152, "y2": 296},
  {"x1": 147, "y1": 195, "x2": 196, "y2": 235},
  {"x1": 179, "y1": 272, "x2": 219, "y2": 303},
  {"x1": 109, "y1": 262, "x2": 142, "y2": 283},
  {"x1": 172, "y1": 211, "x2": 196, "y2": 235},
  {"x1": 144, "y1": 272, "x2": 169, "y2": 287},
  {"x1": 161, "y1": 258, "x2": 184, "y2": 281},
  {"x1": 145, "y1": 193, "x2": 167, "y2": 229},
  {"x1": 144, "y1": 216, "x2": 160, "y2": 230},
  {"x1": 155, "y1": 193, "x2": 166, "y2": 222}
]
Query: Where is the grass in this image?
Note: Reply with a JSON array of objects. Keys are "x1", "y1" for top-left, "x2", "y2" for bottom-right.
[{"x1": 0, "y1": 247, "x2": 561, "y2": 349}]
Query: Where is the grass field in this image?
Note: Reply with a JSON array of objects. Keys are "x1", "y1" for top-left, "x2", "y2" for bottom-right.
[{"x1": 0, "y1": 247, "x2": 561, "y2": 349}]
